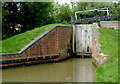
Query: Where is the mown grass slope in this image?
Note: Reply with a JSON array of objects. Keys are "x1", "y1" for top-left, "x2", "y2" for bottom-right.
[
  {"x1": 95, "y1": 28, "x2": 118, "y2": 82},
  {"x1": 1, "y1": 23, "x2": 71, "y2": 53}
]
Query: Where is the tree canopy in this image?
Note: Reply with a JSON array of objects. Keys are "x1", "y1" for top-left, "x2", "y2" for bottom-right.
[
  {"x1": 2, "y1": 2, "x2": 120, "y2": 39},
  {"x1": 2, "y1": 2, "x2": 54, "y2": 39},
  {"x1": 72, "y1": 2, "x2": 120, "y2": 19}
]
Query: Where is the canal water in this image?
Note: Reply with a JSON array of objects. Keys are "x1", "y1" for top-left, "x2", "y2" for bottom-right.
[{"x1": 2, "y1": 58, "x2": 96, "y2": 82}]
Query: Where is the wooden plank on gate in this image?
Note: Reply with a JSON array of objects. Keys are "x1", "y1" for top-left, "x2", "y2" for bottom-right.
[{"x1": 73, "y1": 24, "x2": 93, "y2": 55}]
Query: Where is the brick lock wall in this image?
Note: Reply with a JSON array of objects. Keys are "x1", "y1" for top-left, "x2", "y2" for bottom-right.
[
  {"x1": 57, "y1": 27, "x2": 72, "y2": 60},
  {"x1": 21, "y1": 28, "x2": 59, "y2": 58},
  {"x1": 92, "y1": 24, "x2": 98, "y2": 58},
  {"x1": 1, "y1": 26, "x2": 72, "y2": 68},
  {"x1": 100, "y1": 21, "x2": 120, "y2": 29},
  {"x1": 2, "y1": 54, "x2": 20, "y2": 60},
  {"x1": 92, "y1": 33, "x2": 97, "y2": 58},
  {"x1": 21, "y1": 27, "x2": 72, "y2": 60}
]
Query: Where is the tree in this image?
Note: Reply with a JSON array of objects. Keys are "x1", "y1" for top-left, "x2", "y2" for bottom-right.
[
  {"x1": 72, "y1": 2, "x2": 118, "y2": 18},
  {"x1": 53, "y1": 3, "x2": 72, "y2": 23},
  {"x1": 2, "y1": 2, "x2": 54, "y2": 39}
]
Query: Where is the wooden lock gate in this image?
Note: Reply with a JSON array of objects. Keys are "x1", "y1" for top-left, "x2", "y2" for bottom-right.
[{"x1": 73, "y1": 24, "x2": 93, "y2": 57}]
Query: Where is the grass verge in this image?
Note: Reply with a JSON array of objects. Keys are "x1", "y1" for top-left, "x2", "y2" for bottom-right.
[
  {"x1": 1, "y1": 23, "x2": 71, "y2": 53},
  {"x1": 95, "y1": 28, "x2": 118, "y2": 82}
]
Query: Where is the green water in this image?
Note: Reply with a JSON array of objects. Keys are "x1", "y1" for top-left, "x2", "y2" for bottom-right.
[{"x1": 2, "y1": 58, "x2": 96, "y2": 82}]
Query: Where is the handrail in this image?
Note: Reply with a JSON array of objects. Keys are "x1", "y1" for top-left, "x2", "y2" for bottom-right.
[
  {"x1": 75, "y1": 8, "x2": 110, "y2": 20},
  {"x1": 71, "y1": 14, "x2": 120, "y2": 24}
]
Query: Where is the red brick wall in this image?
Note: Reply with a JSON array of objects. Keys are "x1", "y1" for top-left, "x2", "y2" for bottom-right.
[
  {"x1": 1, "y1": 26, "x2": 72, "y2": 68},
  {"x1": 21, "y1": 27, "x2": 72, "y2": 59},
  {"x1": 21, "y1": 28, "x2": 59, "y2": 58},
  {"x1": 57, "y1": 27, "x2": 72, "y2": 60},
  {"x1": 92, "y1": 32, "x2": 97, "y2": 58}
]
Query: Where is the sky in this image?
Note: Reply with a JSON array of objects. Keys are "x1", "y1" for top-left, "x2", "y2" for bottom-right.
[
  {"x1": 57, "y1": 0, "x2": 119, "y2": 4},
  {"x1": 57, "y1": 0, "x2": 71, "y2": 4}
]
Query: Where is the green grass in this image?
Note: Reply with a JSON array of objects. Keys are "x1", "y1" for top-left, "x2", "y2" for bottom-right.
[
  {"x1": 95, "y1": 28, "x2": 118, "y2": 82},
  {"x1": 1, "y1": 23, "x2": 71, "y2": 53}
]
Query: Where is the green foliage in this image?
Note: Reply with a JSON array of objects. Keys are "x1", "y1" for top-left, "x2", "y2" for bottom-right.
[
  {"x1": 1, "y1": 23, "x2": 71, "y2": 53},
  {"x1": 53, "y1": 3, "x2": 72, "y2": 23},
  {"x1": 72, "y1": 2, "x2": 120, "y2": 18},
  {"x1": 95, "y1": 28, "x2": 118, "y2": 82},
  {"x1": 2, "y1": 2, "x2": 119, "y2": 40},
  {"x1": 62, "y1": 20, "x2": 70, "y2": 24},
  {"x1": 2, "y1": 2, "x2": 54, "y2": 39}
]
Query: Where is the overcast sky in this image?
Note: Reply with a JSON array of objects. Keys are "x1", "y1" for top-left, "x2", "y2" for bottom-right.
[
  {"x1": 57, "y1": 0, "x2": 119, "y2": 4},
  {"x1": 58, "y1": 0, "x2": 71, "y2": 4}
]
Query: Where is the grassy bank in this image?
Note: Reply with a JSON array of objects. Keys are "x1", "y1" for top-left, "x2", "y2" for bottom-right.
[
  {"x1": 95, "y1": 28, "x2": 118, "y2": 82},
  {"x1": 1, "y1": 23, "x2": 71, "y2": 53}
]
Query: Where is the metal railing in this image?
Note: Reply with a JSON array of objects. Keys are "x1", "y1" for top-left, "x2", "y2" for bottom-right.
[{"x1": 71, "y1": 14, "x2": 120, "y2": 24}]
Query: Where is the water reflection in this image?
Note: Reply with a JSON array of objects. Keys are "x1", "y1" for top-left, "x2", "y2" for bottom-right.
[{"x1": 2, "y1": 58, "x2": 96, "y2": 82}]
